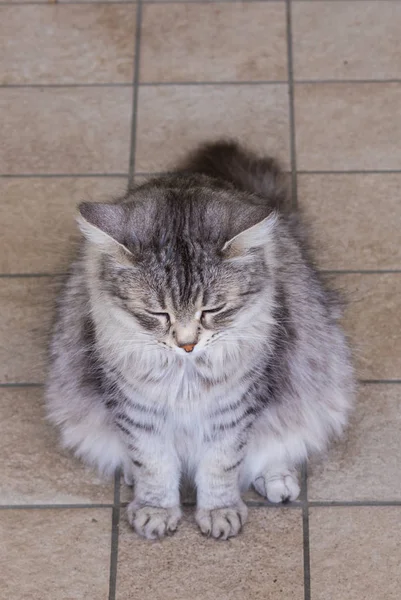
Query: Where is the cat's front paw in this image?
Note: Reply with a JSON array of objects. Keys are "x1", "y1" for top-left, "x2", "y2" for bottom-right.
[
  {"x1": 127, "y1": 503, "x2": 182, "y2": 539},
  {"x1": 195, "y1": 501, "x2": 248, "y2": 540}
]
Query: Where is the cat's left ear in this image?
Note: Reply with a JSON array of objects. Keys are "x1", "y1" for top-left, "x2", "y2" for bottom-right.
[
  {"x1": 77, "y1": 202, "x2": 133, "y2": 257},
  {"x1": 222, "y1": 212, "x2": 278, "y2": 257}
]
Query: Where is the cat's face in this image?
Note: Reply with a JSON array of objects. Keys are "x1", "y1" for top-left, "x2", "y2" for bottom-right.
[
  {"x1": 99, "y1": 245, "x2": 269, "y2": 356},
  {"x1": 78, "y1": 181, "x2": 277, "y2": 357}
]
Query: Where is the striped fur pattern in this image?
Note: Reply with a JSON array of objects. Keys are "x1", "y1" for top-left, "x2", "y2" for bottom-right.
[{"x1": 46, "y1": 140, "x2": 355, "y2": 539}]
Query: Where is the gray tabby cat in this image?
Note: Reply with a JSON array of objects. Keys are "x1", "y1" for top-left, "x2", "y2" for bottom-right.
[{"x1": 46, "y1": 140, "x2": 354, "y2": 540}]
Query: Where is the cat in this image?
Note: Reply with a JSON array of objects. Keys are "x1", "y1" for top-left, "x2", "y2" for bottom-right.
[{"x1": 46, "y1": 140, "x2": 354, "y2": 540}]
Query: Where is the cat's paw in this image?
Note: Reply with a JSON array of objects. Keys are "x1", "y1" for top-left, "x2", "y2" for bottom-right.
[
  {"x1": 253, "y1": 471, "x2": 300, "y2": 503},
  {"x1": 195, "y1": 501, "x2": 248, "y2": 540},
  {"x1": 127, "y1": 503, "x2": 182, "y2": 539},
  {"x1": 123, "y1": 469, "x2": 134, "y2": 486}
]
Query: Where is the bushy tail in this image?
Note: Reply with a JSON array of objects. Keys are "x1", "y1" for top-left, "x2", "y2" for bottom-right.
[{"x1": 180, "y1": 139, "x2": 288, "y2": 209}]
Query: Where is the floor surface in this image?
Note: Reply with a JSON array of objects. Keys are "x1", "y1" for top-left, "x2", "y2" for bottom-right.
[{"x1": 0, "y1": 1, "x2": 400, "y2": 599}]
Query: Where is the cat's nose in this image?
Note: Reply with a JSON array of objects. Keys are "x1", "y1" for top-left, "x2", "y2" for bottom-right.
[{"x1": 180, "y1": 343, "x2": 196, "y2": 353}]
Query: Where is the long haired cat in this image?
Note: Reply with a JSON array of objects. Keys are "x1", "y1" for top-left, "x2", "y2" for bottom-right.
[{"x1": 46, "y1": 140, "x2": 354, "y2": 540}]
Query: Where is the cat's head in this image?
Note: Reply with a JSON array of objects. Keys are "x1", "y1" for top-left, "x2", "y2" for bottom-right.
[{"x1": 78, "y1": 179, "x2": 277, "y2": 357}]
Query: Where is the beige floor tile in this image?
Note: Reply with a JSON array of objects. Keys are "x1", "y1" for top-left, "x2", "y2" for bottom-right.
[
  {"x1": 309, "y1": 507, "x2": 401, "y2": 600},
  {"x1": 135, "y1": 84, "x2": 289, "y2": 173},
  {"x1": 0, "y1": 387, "x2": 114, "y2": 505},
  {"x1": 139, "y1": 3, "x2": 287, "y2": 83},
  {"x1": 295, "y1": 83, "x2": 401, "y2": 171},
  {"x1": 0, "y1": 87, "x2": 132, "y2": 175},
  {"x1": 298, "y1": 174, "x2": 401, "y2": 270},
  {"x1": 292, "y1": 1, "x2": 401, "y2": 81},
  {"x1": 0, "y1": 508, "x2": 111, "y2": 600},
  {"x1": 0, "y1": 6, "x2": 136, "y2": 85},
  {"x1": 116, "y1": 508, "x2": 303, "y2": 600},
  {"x1": 0, "y1": 177, "x2": 127, "y2": 274},
  {"x1": 335, "y1": 274, "x2": 401, "y2": 380},
  {"x1": 308, "y1": 384, "x2": 401, "y2": 502},
  {"x1": 0, "y1": 277, "x2": 60, "y2": 383}
]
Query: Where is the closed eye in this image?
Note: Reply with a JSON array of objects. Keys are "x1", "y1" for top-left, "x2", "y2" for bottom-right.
[
  {"x1": 201, "y1": 305, "x2": 226, "y2": 315},
  {"x1": 200, "y1": 306, "x2": 227, "y2": 325},
  {"x1": 201, "y1": 305, "x2": 239, "y2": 325},
  {"x1": 145, "y1": 310, "x2": 170, "y2": 323}
]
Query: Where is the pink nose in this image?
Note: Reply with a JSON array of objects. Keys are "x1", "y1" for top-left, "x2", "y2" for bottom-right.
[{"x1": 180, "y1": 343, "x2": 196, "y2": 353}]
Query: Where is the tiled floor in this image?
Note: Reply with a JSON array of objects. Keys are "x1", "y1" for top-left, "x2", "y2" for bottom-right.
[{"x1": 0, "y1": 1, "x2": 400, "y2": 599}]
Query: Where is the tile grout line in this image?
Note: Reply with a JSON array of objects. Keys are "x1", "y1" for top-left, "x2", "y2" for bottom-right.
[
  {"x1": 3, "y1": 82, "x2": 401, "y2": 91},
  {"x1": 108, "y1": 468, "x2": 121, "y2": 600},
  {"x1": 285, "y1": 0, "x2": 297, "y2": 210},
  {"x1": 0, "y1": 0, "x2": 290, "y2": 6},
  {"x1": 301, "y1": 464, "x2": 311, "y2": 600},
  {"x1": 297, "y1": 170, "x2": 401, "y2": 175},
  {"x1": 287, "y1": 5, "x2": 309, "y2": 597},
  {"x1": 320, "y1": 269, "x2": 401, "y2": 275},
  {"x1": 0, "y1": 83, "x2": 134, "y2": 89},
  {"x1": 308, "y1": 500, "x2": 401, "y2": 507},
  {"x1": 294, "y1": 79, "x2": 401, "y2": 85},
  {"x1": 128, "y1": 0, "x2": 143, "y2": 184},
  {"x1": 359, "y1": 379, "x2": 401, "y2": 385},
  {"x1": 2, "y1": 499, "x2": 401, "y2": 511},
  {"x1": 0, "y1": 382, "x2": 44, "y2": 388},
  {"x1": 136, "y1": 80, "x2": 288, "y2": 86},
  {"x1": 0, "y1": 273, "x2": 65, "y2": 278},
  {"x1": 135, "y1": 170, "x2": 401, "y2": 177}
]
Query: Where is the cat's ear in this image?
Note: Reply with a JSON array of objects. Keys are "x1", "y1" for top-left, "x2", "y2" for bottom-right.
[
  {"x1": 77, "y1": 202, "x2": 133, "y2": 257},
  {"x1": 222, "y1": 212, "x2": 278, "y2": 257}
]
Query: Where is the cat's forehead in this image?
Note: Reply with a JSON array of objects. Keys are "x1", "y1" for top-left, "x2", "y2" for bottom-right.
[
  {"x1": 126, "y1": 191, "x2": 225, "y2": 248},
  {"x1": 139, "y1": 242, "x2": 226, "y2": 308},
  {"x1": 125, "y1": 181, "x2": 268, "y2": 249}
]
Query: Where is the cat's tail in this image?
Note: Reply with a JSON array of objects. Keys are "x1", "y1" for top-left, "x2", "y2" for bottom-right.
[{"x1": 180, "y1": 139, "x2": 288, "y2": 209}]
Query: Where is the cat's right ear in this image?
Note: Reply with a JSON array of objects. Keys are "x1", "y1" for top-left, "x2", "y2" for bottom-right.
[{"x1": 77, "y1": 202, "x2": 133, "y2": 258}]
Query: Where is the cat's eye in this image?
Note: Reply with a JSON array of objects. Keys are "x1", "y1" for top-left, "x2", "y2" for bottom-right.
[
  {"x1": 201, "y1": 306, "x2": 225, "y2": 315},
  {"x1": 146, "y1": 311, "x2": 170, "y2": 324},
  {"x1": 200, "y1": 306, "x2": 226, "y2": 323}
]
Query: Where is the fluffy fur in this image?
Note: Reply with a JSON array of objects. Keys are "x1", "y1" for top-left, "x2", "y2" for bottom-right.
[{"x1": 46, "y1": 140, "x2": 355, "y2": 539}]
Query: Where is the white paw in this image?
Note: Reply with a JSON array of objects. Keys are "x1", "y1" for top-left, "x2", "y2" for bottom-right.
[
  {"x1": 195, "y1": 501, "x2": 248, "y2": 540},
  {"x1": 253, "y1": 471, "x2": 300, "y2": 503},
  {"x1": 123, "y1": 470, "x2": 134, "y2": 486},
  {"x1": 127, "y1": 503, "x2": 182, "y2": 539}
]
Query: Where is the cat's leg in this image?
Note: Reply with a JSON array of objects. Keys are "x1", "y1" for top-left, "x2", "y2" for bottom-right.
[
  {"x1": 195, "y1": 434, "x2": 248, "y2": 540},
  {"x1": 124, "y1": 434, "x2": 182, "y2": 539}
]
